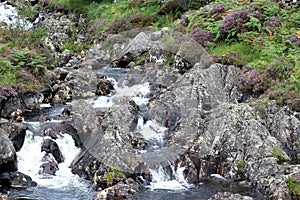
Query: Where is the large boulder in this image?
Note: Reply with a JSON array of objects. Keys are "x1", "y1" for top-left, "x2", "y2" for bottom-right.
[
  {"x1": 41, "y1": 139, "x2": 64, "y2": 164},
  {"x1": 147, "y1": 63, "x2": 298, "y2": 199},
  {"x1": 0, "y1": 129, "x2": 17, "y2": 174},
  {"x1": 71, "y1": 97, "x2": 143, "y2": 174},
  {"x1": 0, "y1": 120, "x2": 27, "y2": 152},
  {"x1": 0, "y1": 97, "x2": 26, "y2": 120},
  {"x1": 149, "y1": 63, "x2": 241, "y2": 130},
  {"x1": 0, "y1": 129, "x2": 17, "y2": 191}
]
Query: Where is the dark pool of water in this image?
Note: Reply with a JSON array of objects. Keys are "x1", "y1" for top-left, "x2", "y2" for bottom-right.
[{"x1": 132, "y1": 180, "x2": 265, "y2": 200}]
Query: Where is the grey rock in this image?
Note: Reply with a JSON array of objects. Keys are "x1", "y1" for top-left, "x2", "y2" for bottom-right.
[
  {"x1": 0, "y1": 129, "x2": 17, "y2": 173},
  {"x1": 0, "y1": 121, "x2": 27, "y2": 152},
  {"x1": 208, "y1": 192, "x2": 253, "y2": 200},
  {"x1": 10, "y1": 171, "x2": 37, "y2": 189},
  {"x1": 96, "y1": 178, "x2": 140, "y2": 200},
  {"x1": 0, "y1": 97, "x2": 26, "y2": 119},
  {"x1": 149, "y1": 63, "x2": 242, "y2": 130}
]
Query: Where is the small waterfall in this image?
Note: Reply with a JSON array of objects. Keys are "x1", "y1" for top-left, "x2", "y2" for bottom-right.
[
  {"x1": 0, "y1": 1, "x2": 33, "y2": 30},
  {"x1": 14, "y1": 124, "x2": 95, "y2": 199},
  {"x1": 148, "y1": 164, "x2": 190, "y2": 190}
]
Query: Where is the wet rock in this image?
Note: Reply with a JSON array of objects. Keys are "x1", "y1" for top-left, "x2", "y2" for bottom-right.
[
  {"x1": 40, "y1": 122, "x2": 64, "y2": 139},
  {"x1": 68, "y1": 100, "x2": 99, "y2": 146},
  {"x1": 41, "y1": 139, "x2": 64, "y2": 163},
  {"x1": 0, "y1": 172, "x2": 11, "y2": 191},
  {"x1": 0, "y1": 129, "x2": 17, "y2": 174},
  {"x1": 96, "y1": 178, "x2": 140, "y2": 200},
  {"x1": 208, "y1": 192, "x2": 253, "y2": 200},
  {"x1": 39, "y1": 153, "x2": 59, "y2": 175},
  {"x1": 70, "y1": 97, "x2": 144, "y2": 192},
  {"x1": 96, "y1": 78, "x2": 114, "y2": 96},
  {"x1": 10, "y1": 172, "x2": 37, "y2": 189},
  {"x1": 63, "y1": 69, "x2": 103, "y2": 98},
  {"x1": 0, "y1": 97, "x2": 26, "y2": 120},
  {"x1": 71, "y1": 150, "x2": 103, "y2": 181},
  {"x1": 0, "y1": 120, "x2": 27, "y2": 152},
  {"x1": 21, "y1": 92, "x2": 44, "y2": 110}
]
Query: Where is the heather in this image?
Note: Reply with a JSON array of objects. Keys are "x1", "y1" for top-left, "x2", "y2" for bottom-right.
[{"x1": 1, "y1": 0, "x2": 299, "y2": 110}]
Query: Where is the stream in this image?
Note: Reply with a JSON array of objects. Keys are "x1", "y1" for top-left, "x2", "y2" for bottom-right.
[
  {"x1": 1, "y1": 2, "x2": 263, "y2": 199},
  {"x1": 7, "y1": 66, "x2": 264, "y2": 200}
]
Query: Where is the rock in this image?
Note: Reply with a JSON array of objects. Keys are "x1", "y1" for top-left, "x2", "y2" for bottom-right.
[
  {"x1": 68, "y1": 100, "x2": 99, "y2": 146},
  {"x1": 208, "y1": 192, "x2": 253, "y2": 200},
  {"x1": 244, "y1": 158, "x2": 291, "y2": 200},
  {"x1": 41, "y1": 139, "x2": 64, "y2": 163},
  {"x1": 96, "y1": 78, "x2": 114, "y2": 96},
  {"x1": 0, "y1": 129, "x2": 17, "y2": 174},
  {"x1": 112, "y1": 32, "x2": 153, "y2": 67},
  {"x1": 0, "y1": 172, "x2": 11, "y2": 191},
  {"x1": 21, "y1": 92, "x2": 44, "y2": 110},
  {"x1": 96, "y1": 178, "x2": 140, "y2": 200},
  {"x1": 39, "y1": 153, "x2": 59, "y2": 175},
  {"x1": 0, "y1": 97, "x2": 26, "y2": 119},
  {"x1": 81, "y1": 43, "x2": 113, "y2": 70},
  {"x1": 71, "y1": 150, "x2": 102, "y2": 181},
  {"x1": 64, "y1": 69, "x2": 103, "y2": 98},
  {"x1": 70, "y1": 97, "x2": 145, "y2": 193},
  {"x1": 10, "y1": 172, "x2": 37, "y2": 189},
  {"x1": 147, "y1": 62, "x2": 296, "y2": 198},
  {"x1": 149, "y1": 63, "x2": 241, "y2": 130},
  {"x1": 0, "y1": 193, "x2": 8, "y2": 200},
  {"x1": 0, "y1": 121, "x2": 27, "y2": 152},
  {"x1": 268, "y1": 105, "x2": 300, "y2": 160}
]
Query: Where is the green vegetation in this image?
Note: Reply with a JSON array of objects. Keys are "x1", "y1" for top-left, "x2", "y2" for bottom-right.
[
  {"x1": 236, "y1": 159, "x2": 245, "y2": 176},
  {"x1": 103, "y1": 167, "x2": 126, "y2": 186},
  {"x1": 273, "y1": 146, "x2": 290, "y2": 164},
  {"x1": 0, "y1": 0, "x2": 299, "y2": 109},
  {"x1": 286, "y1": 177, "x2": 300, "y2": 199}
]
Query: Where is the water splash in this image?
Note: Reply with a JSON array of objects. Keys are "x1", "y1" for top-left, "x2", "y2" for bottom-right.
[
  {"x1": 16, "y1": 130, "x2": 94, "y2": 199},
  {"x1": 0, "y1": 1, "x2": 33, "y2": 30},
  {"x1": 148, "y1": 163, "x2": 191, "y2": 191}
]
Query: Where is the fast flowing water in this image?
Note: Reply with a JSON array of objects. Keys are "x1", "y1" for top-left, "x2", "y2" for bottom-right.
[
  {"x1": 7, "y1": 66, "x2": 265, "y2": 199},
  {"x1": 1, "y1": 3, "x2": 263, "y2": 198}
]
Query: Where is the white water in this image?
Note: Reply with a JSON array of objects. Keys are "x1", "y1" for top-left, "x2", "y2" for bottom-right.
[
  {"x1": 86, "y1": 77, "x2": 150, "y2": 110},
  {"x1": 136, "y1": 119, "x2": 168, "y2": 143},
  {"x1": 148, "y1": 164, "x2": 191, "y2": 191},
  {"x1": 16, "y1": 72, "x2": 187, "y2": 197},
  {"x1": 0, "y1": 1, "x2": 33, "y2": 30},
  {"x1": 17, "y1": 129, "x2": 93, "y2": 198},
  {"x1": 84, "y1": 75, "x2": 189, "y2": 191}
]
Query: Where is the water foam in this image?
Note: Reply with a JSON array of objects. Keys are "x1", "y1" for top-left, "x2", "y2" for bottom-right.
[{"x1": 17, "y1": 130, "x2": 90, "y2": 192}]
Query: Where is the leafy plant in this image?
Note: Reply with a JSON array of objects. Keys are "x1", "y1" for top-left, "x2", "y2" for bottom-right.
[
  {"x1": 103, "y1": 167, "x2": 126, "y2": 186},
  {"x1": 273, "y1": 146, "x2": 290, "y2": 164},
  {"x1": 286, "y1": 176, "x2": 300, "y2": 199},
  {"x1": 237, "y1": 159, "x2": 245, "y2": 176}
]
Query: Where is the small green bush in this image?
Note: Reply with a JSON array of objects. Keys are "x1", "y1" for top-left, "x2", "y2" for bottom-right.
[
  {"x1": 103, "y1": 167, "x2": 126, "y2": 186},
  {"x1": 286, "y1": 177, "x2": 300, "y2": 199}
]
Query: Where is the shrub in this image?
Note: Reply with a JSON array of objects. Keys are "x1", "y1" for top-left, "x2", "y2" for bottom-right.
[
  {"x1": 107, "y1": 17, "x2": 132, "y2": 34},
  {"x1": 190, "y1": 28, "x2": 214, "y2": 47},
  {"x1": 0, "y1": 85, "x2": 18, "y2": 97},
  {"x1": 103, "y1": 167, "x2": 126, "y2": 186},
  {"x1": 209, "y1": 3, "x2": 225, "y2": 20},
  {"x1": 239, "y1": 68, "x2": 267, "y2": 95},
  {"x1": 286, "y1": 176, "x2": 300, "y2": 199}
]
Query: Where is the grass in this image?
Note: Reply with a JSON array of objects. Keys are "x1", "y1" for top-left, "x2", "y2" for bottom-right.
[{"x1": 0, "y1": 0, "x2": 299, "y2": 108}]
